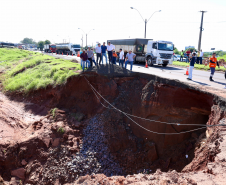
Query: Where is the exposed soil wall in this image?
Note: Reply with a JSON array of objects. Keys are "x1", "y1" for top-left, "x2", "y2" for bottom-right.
[{"x1": 1, "y1": 65, "x2": 226, "y2": 184}]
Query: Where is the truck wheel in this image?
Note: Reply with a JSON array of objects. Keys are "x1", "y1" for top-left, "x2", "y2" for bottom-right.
[
  {"x1": 162, "y1": 64, "x2": 167, "y2": 67},
  {"x1": 147, "y1": 57, "x2": 153, "y2": 66}
]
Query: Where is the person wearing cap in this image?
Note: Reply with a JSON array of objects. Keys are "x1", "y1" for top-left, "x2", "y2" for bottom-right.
[
  {"x1": 107, "y1": 42, "x2": 115, "y2": 63},
  {"x1": 101, "y1": 42, "x2": 107, "y2": 64},
  {"x1": 112, "y1": 50, "x2": 117, "y2": 64},
  {"x1": 209, "y1": 52, "x2": 219, "y2": 81},
  {"x1": 87, "y1": 47, "x2": 94, "y2": 67},
  {"x1": 119, "y1": 49, "x2": 124, "y2": 67},
  {"x1": 125, "y1": 50, "x2": 136, "y2": 71},
  {"x1": 95, "y1": 43, "x2": 102, "y2": 65},
  {"x1": 80, "y1": 49, "x2": 90, "y2": 72}
]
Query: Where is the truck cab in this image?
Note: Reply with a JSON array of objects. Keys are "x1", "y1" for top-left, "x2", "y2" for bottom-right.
[{"x1": 146, "y1": 40, "x2": 174, "y2": 67}]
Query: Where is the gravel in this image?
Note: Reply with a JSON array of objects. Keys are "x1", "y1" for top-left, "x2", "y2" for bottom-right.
[{"x1": 67, "y1": 114, "x2": 123, "y2": 178}]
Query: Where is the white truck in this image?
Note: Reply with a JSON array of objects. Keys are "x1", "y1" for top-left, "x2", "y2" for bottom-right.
[
  {"x1": 107, "y1": 39, "x2": 174, "y2": 67},
  {"x1": 56, "y1": 43, "x2": 80, "y2": 55}
]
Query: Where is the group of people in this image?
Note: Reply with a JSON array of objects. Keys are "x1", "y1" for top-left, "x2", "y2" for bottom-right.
[
  {"x1": 80, "y1": 41, "x2": 136, "y2": 71},
  {"x1": 180, "y1": 49, "x2": 204, "y2": 64},
  {"x1": 187, "y1": 52, "x2": 226, "y2": 88}
]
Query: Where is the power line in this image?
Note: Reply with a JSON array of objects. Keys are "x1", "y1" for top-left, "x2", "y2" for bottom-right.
[{"x1": 84, "y1": 76, "x2": 226, "y2": 135}]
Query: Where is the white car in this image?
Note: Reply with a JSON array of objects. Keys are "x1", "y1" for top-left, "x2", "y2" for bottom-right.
[{"x1": 174, "y1": 54, "x2": 186, "y2": 62}]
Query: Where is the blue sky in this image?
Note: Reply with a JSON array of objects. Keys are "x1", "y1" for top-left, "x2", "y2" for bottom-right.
[{"x1": 1, "y1": 0, "x2": 226, "y2": 51}]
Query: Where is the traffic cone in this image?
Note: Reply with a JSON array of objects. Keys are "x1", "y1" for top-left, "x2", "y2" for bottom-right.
[
  {"x1": 145, "y1": 60, "x2": 148, "y2": 68},
  {"x1": 186, "y1": 66, "x2": 189, "y2": 75},
  {"x1": 72, "y1": 53, "x2": 73, "y2": 56},
  {"x1": 62, "y1": 52, "x2": 63, "y2": 55},
  {"x1": 67, "y1": 53, "x2": 68, "y2": 56},
  {"x1": 77, "y1": 52, "x2": 80, "y2": 57}
]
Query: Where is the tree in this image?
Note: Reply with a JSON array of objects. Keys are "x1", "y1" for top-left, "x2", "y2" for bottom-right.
[
  {"x1": 37, "y1": 41, "x2": 44, "y2": 50},
  {"x1": 44, "y1": 40, "x2": 51, "y2": 44},
  {"x1": 21, "y1": 37, "x2": 36, "y2": 44},
  {"x1": 174, "y1": 48, "x2": 180, "y2": 54}
]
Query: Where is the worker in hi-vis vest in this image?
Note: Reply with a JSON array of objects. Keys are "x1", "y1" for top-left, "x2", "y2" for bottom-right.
[
  {"x1": 209, "y1": 52, "x2": 219, "y2": 81},
  {"x1": 180, "y1": 50, "x2": 184, "y2": 62}
]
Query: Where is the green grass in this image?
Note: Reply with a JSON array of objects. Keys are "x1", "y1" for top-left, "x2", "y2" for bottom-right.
[
  {"x1": 0, "y1": 48, "x2": 82, "y2": 93},
  {"x1": 172, "y1": 61, "x2": 226, "y2": 71},
  {"x1": 57, "y1": 127, "x2": 65, "y2": 134},
  {"x1": 218, "y1": 55, "x2": 226, "y2": 61}
]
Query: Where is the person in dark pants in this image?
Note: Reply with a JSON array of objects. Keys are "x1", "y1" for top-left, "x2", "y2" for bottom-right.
[
  {"x1": 180, "y1": 50, "x2": 184, "y2": 61},
  {"x1": 107, "y1": 42, "x2": 114, "y2": 63},
  {"x1": 209, "y1": 52, "x2": 219, "y2": 81},
  {"x1": 95, "y1": 43, "x2": 102, "y2": 65},
  {"x1": 87, "y1": 47, "x2": 93, "y2": 67},
  {"x1": 112, "y1": 51, "x2": 117, "y2": 64}
]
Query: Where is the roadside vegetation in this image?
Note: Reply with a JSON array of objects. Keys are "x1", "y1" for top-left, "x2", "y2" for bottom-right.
[
  {"x1": 172, "y1": 61, "x2": 226, "y2": 71},
  {"x1": 0, "y1": 48, "x2": 82, "y2": 93}
]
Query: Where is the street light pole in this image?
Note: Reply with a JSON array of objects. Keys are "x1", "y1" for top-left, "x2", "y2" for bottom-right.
[
  {"x1": 144, "y1": 19, "x2": 147, "y2": 38},
  {"x1": 78, "y1": 28, "x2": 94, "y2": 48},
  {"x1": 130, "y1": 7, "x2": 161, "y2": 38}
]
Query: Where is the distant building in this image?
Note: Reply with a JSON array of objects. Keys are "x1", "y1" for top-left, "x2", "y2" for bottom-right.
[{"x1": 185, "y1": 46, "x2": 195, "y2": 50}]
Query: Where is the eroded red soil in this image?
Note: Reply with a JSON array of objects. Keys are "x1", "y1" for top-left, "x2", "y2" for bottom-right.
[{"x1": 0, "y1": 65, "x2": 226, "y2": 185}]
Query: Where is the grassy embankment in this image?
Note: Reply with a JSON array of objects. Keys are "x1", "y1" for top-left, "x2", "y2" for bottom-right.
[
  {"x1": 0, "y1": 48, "x2": 82, "y2": 93},
  {"x1": 172, "y1": 59, "x2": 226, "y2": 72}
]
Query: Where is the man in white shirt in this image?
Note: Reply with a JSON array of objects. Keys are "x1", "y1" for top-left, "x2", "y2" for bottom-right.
[
  {"x1": 200, "y1": 49, "x2": 204, "y2": 64},
  {"x1": 119, "y1": 49, "x2": 124, "y2": 68},
  {"x1": 107, "y1": 42, "x2": 114, "y2": 63},
  {"x1": 125, "y1": 50, "x2": 136, "y2": 71},
  {"x1": 95, "y1": 43, "x2": 102, "y2": 65}
]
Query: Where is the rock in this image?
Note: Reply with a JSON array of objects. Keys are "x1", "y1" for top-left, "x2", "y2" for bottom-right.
[
  {"x1": 21, "y1": 159, "x2": 28, "y2": 166},
  {"x1": 73, "y1": 121, "x2": 82, "y2": 128},
  {"x1": 11, "y1": 168, "x2": 25, "y2": 179},
  {"x1": 52, "y1": 138, "x2": 60, "y2": 147}
]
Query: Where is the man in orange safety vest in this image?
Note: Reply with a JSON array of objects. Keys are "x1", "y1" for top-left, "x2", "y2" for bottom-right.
[{"x1": 209, "y1": 53, "x2": 219, "y2": 81}]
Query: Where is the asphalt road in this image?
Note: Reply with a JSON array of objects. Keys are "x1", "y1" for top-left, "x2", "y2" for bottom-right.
[{"x1": 44, "y1": 52, "x2": 226, "y2": 90}]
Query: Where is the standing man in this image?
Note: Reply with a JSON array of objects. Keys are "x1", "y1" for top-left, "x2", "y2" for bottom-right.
[
  {"x1": 125, "y1": 50, "x2": 136, "y2": 71},
  {"x1": 87, "y1": 47, "x2": 94, "y2": 67},
  {"x1": 91, "y1": 48, "x2": 96, "y2": 66},
  {"x1": 187, "y1": 53, "x2": 196, "y2": 80},
  {"x1": 95, "y1": 43, "x2": 102, "y2": 65},
  {"x1": 186, "y1": 50, "x2": 191, "y2": 63},
  {"x1": 80, "y1": 49, "x2": 90, "y2": 72},
  {"x1": 209, "y1": 52, "x2": 219, "y2": 81},
  {"x1": 101, "y1": 42, "x2": 107, "y2": 64},
  {"x1": 200, "y1": 49, "x2": 204, "y2": 64},
  {"x1": 107, "y1": 42, "x2": 114, "y2": 63},
  {"x1": 119, "y1": 48, "x2": 124, "y2": 68},
  {"x1": 180, "y1": 50, "x2": 184, "y2": 62}
]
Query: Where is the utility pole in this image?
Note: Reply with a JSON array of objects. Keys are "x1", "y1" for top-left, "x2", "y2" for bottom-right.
[
  {"x1": 198, "y1": 11, "x2": 207, "y2": 51},
  {"x1": 144, "y1": 19, "x2": 147, "y2": 38}
]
